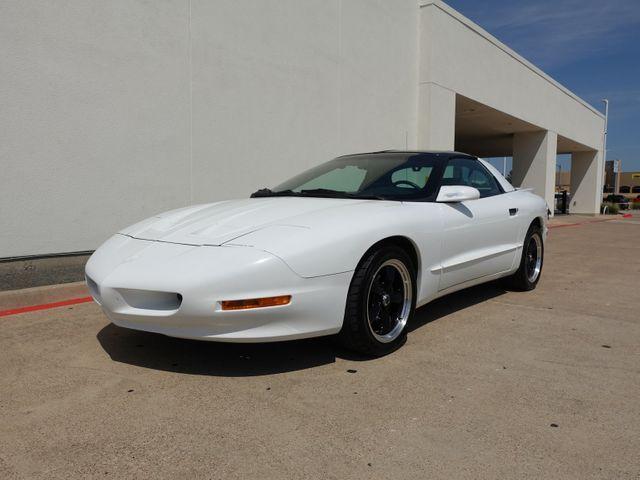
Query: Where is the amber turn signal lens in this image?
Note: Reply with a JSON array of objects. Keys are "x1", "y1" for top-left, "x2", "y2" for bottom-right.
[{"x1": 221, "y1": 295, "x2": 291, "y2": 310}]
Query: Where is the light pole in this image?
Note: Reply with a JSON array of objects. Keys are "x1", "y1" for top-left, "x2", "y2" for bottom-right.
[{"x1": 602, "y1": 99, "x2": 609, "y2": 193}]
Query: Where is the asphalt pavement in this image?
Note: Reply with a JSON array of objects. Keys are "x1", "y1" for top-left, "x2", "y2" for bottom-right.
[{"x1": 1, "y1": 214, "x2": 638, "y2": 479}]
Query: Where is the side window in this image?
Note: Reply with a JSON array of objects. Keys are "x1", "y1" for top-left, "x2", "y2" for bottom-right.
[{"x1": 443, "y1": 158, "x2": 503, "y2": 198}]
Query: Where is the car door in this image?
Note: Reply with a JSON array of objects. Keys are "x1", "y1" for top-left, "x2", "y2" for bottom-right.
[{"x1": 438, "y1": 157, "x2": 520, "y2": 291}]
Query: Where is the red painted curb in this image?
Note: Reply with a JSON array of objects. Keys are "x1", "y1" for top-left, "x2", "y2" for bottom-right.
[
  {"x1": 548, "y1": 216, "x2": 628, "y2": 230},
  {"x1": 548, "y1": 223, "x2": 581, "y2": 229},
  {"x1": 0, "y1": 296, "x2": 93, "y2": 318}
]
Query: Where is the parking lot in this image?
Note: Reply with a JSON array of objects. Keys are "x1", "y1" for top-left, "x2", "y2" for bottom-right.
[{"x1": 1, "y1": 214, "x2": 639, "y2": 480}]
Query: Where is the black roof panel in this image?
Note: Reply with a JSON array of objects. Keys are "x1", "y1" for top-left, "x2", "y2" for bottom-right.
[{"x1": 339, "y1": 150, "x2": 476, "y2": 158}]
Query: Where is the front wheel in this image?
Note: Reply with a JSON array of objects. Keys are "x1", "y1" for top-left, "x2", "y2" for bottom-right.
[
  {"x1": 506, "y1": 224, "x2": 544, "y2": 291},
  {"x1": 338, "y1": 246, "x2": 416, "y2": 356}
]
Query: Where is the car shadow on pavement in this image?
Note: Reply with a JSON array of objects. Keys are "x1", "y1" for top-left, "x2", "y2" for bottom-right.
[
  {"x1": 408, "y1": 280, "x2": 507, "y2": 333},
  {"x1": 96, "y1": 281, "x2": 507, "y2": 377},
  {"x1": 96, "y1": 324, "x2": 337, "y2": 377}
]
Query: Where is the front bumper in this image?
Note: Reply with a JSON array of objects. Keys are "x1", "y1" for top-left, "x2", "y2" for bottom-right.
[{"x1": 86, "y1": 235, "x2": 351, "y2": 342}]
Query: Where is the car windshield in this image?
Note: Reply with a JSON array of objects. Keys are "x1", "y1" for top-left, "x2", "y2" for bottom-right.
[{"x1": 253, "y1": 153, "x2": 441, "y2": 201}]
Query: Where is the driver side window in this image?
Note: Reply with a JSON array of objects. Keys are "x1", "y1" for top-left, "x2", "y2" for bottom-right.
[{"x1": 443, "y1": 158, "x2": 502, "y2": 198}]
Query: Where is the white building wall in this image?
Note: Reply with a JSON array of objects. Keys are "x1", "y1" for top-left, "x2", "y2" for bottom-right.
[
  {"x1": 513, "y1": 131, "x2": 558, "y2": 212},
  {"x1": 571, "y1": 150, "x2": 604, "y2": 214},
  {"x1": 0, "y1": 0, "x2": 608, "y2": 259},
  {"x1": 190, "y1": 0, "x2": 420, "y2": 204},
  {"x1": 417, "y1": 82, "x2": 455, "y2": 150},
  {"x1": 1, "y1": 0, "x2": 191, "y2": 258},
  {"x1": 0, "y1": 0, "x2": 419, "y2": 258}
]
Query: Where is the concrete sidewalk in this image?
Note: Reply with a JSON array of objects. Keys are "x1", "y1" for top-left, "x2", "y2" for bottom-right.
[{"x1": 0, "y1": 217, "x2": 638, "y2": 479}]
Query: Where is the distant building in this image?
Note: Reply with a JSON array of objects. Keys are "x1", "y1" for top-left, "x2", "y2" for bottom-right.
[
  {"x1": 603, "y1": 160, "x2": 639, "y2": 196},
  {"x1": 618, "y1": 171, "x2": 640, "y2": 196},
  {"x1": 555, "y1": 171, "x2": 571, "y2": 192},
  {"x1": 604, "y1": 161, "x2": 616, "y2": 192}
]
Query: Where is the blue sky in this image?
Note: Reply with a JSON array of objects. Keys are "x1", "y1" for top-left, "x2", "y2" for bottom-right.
[{"x1": 445, "y1": 0, "x2": 640, "y2": 171}]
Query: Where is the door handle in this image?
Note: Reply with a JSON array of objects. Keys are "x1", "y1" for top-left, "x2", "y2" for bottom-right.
[{"x1": 509, "y1": 208, "x2": 518, "y2": 216}]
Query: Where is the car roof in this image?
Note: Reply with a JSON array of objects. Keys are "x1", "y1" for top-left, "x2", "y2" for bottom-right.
[{"x1": 338, "y1": 150, "x2": 477, "y2": 158}]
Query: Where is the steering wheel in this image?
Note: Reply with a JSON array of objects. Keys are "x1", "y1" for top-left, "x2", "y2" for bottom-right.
[{"x1": 392, "y1": 180, "x2": 422, "y2": 190}]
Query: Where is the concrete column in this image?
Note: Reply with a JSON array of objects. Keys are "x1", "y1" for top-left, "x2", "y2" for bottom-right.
[
  {"x1": 417, "y1": 83, "x2": 455, "y2": 150},
  {"x1": 571, "y1": 150, "x2": 603, "y2": 215},
  {"x1": 512, "y1": 130, "x2": 558, "y2": 215}
]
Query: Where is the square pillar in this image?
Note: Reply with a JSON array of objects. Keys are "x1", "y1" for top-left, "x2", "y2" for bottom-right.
[
  {"x1": 513, "y1": 130, "x2": 558, "y2": 215},
  {"x1": 417, "y1": 83, "x2": 455, "y2": 150},
  {"x1": 571, "y1": 150, "x2": 602, "y2": 215}
]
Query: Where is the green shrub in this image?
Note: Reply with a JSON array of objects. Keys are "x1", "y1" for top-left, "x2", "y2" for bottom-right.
[
  {"x1": 601, "y1": 202, "x2": 619, "y2": 215},
  {"x1": 632, "y1": 200, "x2": 640, "y2": 210}
]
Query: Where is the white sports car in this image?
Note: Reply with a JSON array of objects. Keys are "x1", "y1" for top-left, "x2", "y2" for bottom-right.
[{"x1": 86, "y1": 151, "x2": 547, "y2": 356}]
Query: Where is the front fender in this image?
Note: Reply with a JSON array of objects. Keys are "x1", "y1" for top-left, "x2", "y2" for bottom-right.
[
  {"x1": 224, "y1": 224, "x2": 368, "y2": 277},
  {"x1": 224, "y1": 202, "x2": 443, "y2": 280}
]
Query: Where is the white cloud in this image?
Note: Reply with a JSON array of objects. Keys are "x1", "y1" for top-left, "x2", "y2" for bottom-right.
[
  {"x1": 582, "y1": 89, "x2": 640, "y2": 119},
  {"x1": 460, "y1": 0, "x2": 640, "y2": 68}
]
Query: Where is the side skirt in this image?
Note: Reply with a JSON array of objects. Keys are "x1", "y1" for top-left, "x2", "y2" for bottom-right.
[{"x1": 416, "y1": 268, "x2": 515, "y2": 308}]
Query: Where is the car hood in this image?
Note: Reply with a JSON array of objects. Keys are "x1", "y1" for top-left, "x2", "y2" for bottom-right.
[{"x1": 119, "y1": 197, "x2": 373, "y2": 246}]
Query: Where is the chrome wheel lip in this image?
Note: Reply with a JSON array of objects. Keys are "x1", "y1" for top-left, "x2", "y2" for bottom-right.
[
  {"x1": 526, "y1": 233, "x2": 543, "y2": 283},
  {"x1": 366, "y1": 259, "x2": 412, "y2": 344}
]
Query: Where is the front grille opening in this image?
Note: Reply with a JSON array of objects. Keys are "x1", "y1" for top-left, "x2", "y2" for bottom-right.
[
  {"x1": 86, "y1": 275, "x2": 100, "y2": 302},
  {"x1": 117, "y1": 288, "x2": 182, "y2": 311}
]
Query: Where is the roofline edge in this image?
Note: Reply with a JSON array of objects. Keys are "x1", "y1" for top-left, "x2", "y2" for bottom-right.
[{"x1": 419, "y1": 0, "x2": 605, "y2": 120}]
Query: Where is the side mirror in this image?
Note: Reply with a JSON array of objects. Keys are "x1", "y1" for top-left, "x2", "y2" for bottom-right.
[{"x1": 436, "y1": 185, "x2": 480, "y2": 203}]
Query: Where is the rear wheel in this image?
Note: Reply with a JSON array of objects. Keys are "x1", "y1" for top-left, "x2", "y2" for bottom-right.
[
  {"x1": 506, "y1": 224, "x2": 544, "y2": 291},
  {"x1": 338, "y1": 246, "x2": 416, "y2": 356}
]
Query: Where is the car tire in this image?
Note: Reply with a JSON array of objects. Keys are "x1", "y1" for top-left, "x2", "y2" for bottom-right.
[
  {"x1": 338, "y1": 245, "x2": 416, "y2": 357},
  {"x1": 505, "y1": 223, "x2": 544, "y2": 291}
]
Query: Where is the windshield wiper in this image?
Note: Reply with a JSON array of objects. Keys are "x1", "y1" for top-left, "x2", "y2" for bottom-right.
[
  {"x1": 250, "y1": 188, "x2": 298, "y2": 198},
  {"x1": 299, "y1": 188, "x2": 348, "y2": 197},
  {"x1": 301, "y1": 189, "x2": 390, "y2": 201},
  {"x1": 251, "y1": 187, "x2": 390, "y2": 201},
  {"x1": 350, "y1": 193, "x2": 391, "y2": 200}
]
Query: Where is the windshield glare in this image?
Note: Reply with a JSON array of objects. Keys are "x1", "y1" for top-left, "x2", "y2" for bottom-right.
[{"x1": 272, "y1": 153, "x2": 439, "y2": 200}]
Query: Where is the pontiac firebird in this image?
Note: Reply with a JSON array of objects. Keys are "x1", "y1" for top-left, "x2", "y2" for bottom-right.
[{"x1": 86, "y1": 151, "x2": 547, "y2": 356}]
